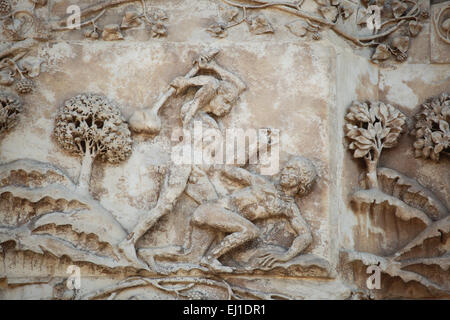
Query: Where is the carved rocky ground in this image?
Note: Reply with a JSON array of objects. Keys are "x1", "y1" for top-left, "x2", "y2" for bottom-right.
[{"x1": 0, "y1": 0, "x2": 448, "y2": 300}]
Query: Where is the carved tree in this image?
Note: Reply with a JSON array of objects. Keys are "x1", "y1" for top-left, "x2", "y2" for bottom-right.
[
  {"x1": 54, "y1": 94, "x2": 132, "y2": 194},
  {"x1": 0, "y1": 92, "x2": 22, "y2": 135},
  {"x1": 345, "y1": 101, "x2": 407, "y2": 189},
  {"x1": 344, "y1": 97, "x2": 449, "y2": 298},
  {"x1": 412, "y1": 93, "x2": 449, "y2": 161}
]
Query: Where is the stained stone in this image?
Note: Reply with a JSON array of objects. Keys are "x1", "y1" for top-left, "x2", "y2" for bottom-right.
[{"x1": 0, "y1": 0, "x2": 448, "y2": 300}]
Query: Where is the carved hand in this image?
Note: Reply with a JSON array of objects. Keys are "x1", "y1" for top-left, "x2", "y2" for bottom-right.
[
  {"x1": 170, "y1": 76, "x2": 188, "y2": 95},
  {"x1": 257, "y1": 248, "x2": 290, "y2": 268}
]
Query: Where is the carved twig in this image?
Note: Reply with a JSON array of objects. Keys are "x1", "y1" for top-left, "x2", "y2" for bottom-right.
[{"x1": 52, "y1": 9, "x2": 106, "y2": 31}]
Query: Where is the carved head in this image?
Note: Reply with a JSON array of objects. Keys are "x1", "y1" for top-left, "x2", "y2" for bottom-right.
[
  {"x1": 280, "y1": 156, "x2": 317, "y2": 196},
  {"x1": 208, "y1": 82, "x2": 238, "y2": 117}
]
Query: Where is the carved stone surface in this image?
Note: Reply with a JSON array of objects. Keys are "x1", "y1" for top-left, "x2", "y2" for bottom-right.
[
  {"x1": 431, "y1": 1, "x2": 450, "y2": 63},
  {"x1": 0, "y1": 0, "x2": 448, "y2": 300}
]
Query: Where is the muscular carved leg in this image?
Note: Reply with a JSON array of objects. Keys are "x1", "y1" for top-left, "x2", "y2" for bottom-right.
[
  {"x1": 191, "y1": 202, "x2": 260, "y2": 272},
  {"x1": 177, "y1": 77, "x2": 220, "y2": 126},
  {"x1": 118, "y1": 164, "x2": 191, "y2": 267}
]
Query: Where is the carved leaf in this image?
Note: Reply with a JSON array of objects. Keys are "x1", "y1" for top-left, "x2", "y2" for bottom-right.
[
  {"x1": 372, "y1": 44, "x2": 391, "y2": 61},
  {"x1": 409, "y1": 21, "x2": 423, "y2": 37},
  {"x1": 246, "y1": 14, "x2": 274, "y2": 34},
  {"x1": 20, "y1": 57, "x2": 42, "y2": 78},
  {"x1": 286, "y1": 20, "x2": 308, "y2": 37},
  {"x1": 121, "y1": 11, "x2": 142, "y2": 29},
  {"x1": 392, "y1": 0, "x2": 408, "y2": 18},
  {"x1": 319, "y1": 5, "x2": 339, "y2": 23},
  {"x1": 339, "y1": 4, "x2": 353, "y2": 19},
  {"x1": 207, "y1": 22, "x2": 228, "y2": 38},
  {"x1": 102, "y1": 24, "x2": 124, "y2": 41},
  {"x1": 391, "y1": 36, "x2": 410, "y2": 53},
  {"x1": 219, "y1": 5, "x2": 240, "y2": 22}
]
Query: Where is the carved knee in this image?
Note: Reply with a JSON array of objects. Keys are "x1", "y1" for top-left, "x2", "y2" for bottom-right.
[
  {"x1": 243, "y1": 225, "x2": 260, "y2": 241},
  {"x1": 191, "y1": 205, "x2": 209, "y2": 226}
]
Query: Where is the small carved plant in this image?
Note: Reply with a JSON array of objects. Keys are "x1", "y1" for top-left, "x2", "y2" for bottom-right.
[
  {"x1": 345, "y1": 101, "x2": 407, "y2": 189},
  {"x1": 0, "y1": 91, "x2": 22, "y2": 135},
  {"x1": 412, "y1": 93, "x2": 449, "y2": 161},
  {"x1": 54, "y1": 94, "x2": 132, "y2": 194}
]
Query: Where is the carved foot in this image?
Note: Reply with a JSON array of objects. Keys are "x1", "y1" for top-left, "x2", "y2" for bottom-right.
[
  {"x1": 117, "y1": 239, "x2": 150, "y2": 271},
  {"x1": 200, "y1": 256, "x2": 234, "y2": 273}
]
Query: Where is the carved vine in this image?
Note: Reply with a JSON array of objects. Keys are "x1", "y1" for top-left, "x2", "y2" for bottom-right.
[
  {"x1": 208, "y1": 0, "x2": 428, "y2": 64},
  {"x1": 52, "y1": 0, "x2": 168, "y2": 40},
  {"x1": 77, "y1": 276, "x2": 293, "y2": 300},
  {"x1": 0, "y1": 39, "x2": 42, "y2": 95}
]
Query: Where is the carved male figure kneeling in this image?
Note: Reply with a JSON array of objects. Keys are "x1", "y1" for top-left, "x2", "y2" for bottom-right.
[{"x1": 192, "y1": 156, "x2": 317, "y2": 273}]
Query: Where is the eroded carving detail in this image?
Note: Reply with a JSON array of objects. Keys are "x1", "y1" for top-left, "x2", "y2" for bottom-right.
[
  {"x1": 0, "y1": 40, "x2": 42, "y2": 95},
  {"x1": 0, "y1": 91, "x2": 22, "y2": 135}
]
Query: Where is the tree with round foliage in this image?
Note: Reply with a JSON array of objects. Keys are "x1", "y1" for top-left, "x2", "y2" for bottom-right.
[
  {"x1": 345, "y1": 101, "x2": 407, "y2": 189},
  {"x1": 54, "y1": 93, "x2": 132, "y2": 194}
]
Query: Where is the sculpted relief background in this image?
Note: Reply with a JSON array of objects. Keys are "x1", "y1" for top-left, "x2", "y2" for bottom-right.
[{"x1": 0, "y1": 0, "x2": 448, "y2": 300}]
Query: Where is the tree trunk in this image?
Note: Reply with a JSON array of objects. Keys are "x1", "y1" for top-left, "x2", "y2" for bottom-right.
[
  {"x1": 365, "y1": 158, "x2": 379, "y2": 189},
  {"x1": 77, "y1": 152, "x2": 95, "y2": 195}
]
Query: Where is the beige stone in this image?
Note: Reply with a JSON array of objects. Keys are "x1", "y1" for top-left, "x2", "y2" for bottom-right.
[{"x1": 0, "y1": 0, "x2": 448, "y2": 300}]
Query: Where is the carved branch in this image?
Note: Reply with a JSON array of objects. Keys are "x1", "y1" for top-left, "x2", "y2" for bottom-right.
[
  {"x1": 78, "y1": 276, "x2": 294, "y2": 300},
  {"x1": 55, "y1": 0, "x2": 139, "y2": 27},
  {"x1": 0, "y1": 39, "x2": 37, "y2": 61}
]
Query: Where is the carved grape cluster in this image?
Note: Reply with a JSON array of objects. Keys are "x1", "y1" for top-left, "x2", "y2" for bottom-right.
[
  {"x1": 54, "y1": 94, "x2": 132, "y2": 164},
  {"x1": 0, "y1": 91, "x2": 22, "y2": 135},
  {"x1": 412, "y1": 93, "x2": 450, "y2": 161},
  {"x1": 0, "y1": 0, "x2": 11, "y2": 17},
  {"x1": 345, "y1": 101, "x2": 407, "y2": 159}
]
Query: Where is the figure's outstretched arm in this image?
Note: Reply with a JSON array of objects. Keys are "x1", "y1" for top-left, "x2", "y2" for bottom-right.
[
  {"x1": 257, "y1": 201, "x2": 312, "y2": 268},
  {"x1": 221, "y1": 165, "x2": 266, "y2": 186},
  {"x1": 207, "y1": 61, "x2": 247, "y2": 94}
]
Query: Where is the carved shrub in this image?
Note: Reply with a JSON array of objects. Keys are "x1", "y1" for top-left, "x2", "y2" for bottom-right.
[
  {"x1": 345, "y1": 101, "x2": 407, "y2": 188},
  {"x1": 54, "y1": 93, "x2": 132, "y2": 193},
  {"x1": 412, "y1": 93, "x2": 450, "y2": 161}
]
